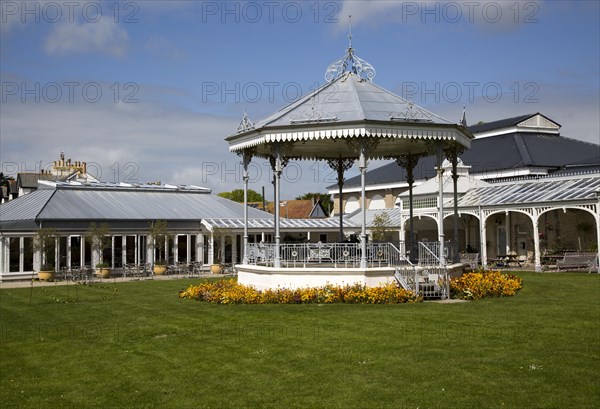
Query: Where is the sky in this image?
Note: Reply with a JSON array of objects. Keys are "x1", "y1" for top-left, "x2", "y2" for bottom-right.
[{"x1": 1, "y1": 0, "x2": 599, "y2": 199}]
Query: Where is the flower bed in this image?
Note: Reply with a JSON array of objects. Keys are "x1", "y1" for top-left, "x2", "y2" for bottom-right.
[
  {"x1": 451, "y1": 270, "x2": 523, "y2": 300},
  {"x1": 179, "y1": 279, "x2": 421, "y2": 305}
]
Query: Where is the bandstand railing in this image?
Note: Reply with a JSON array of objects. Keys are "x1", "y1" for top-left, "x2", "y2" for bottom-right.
[
  {"x1": 245, "y1": 242, "x2": 411, "y2": 268},
  {"x1": 244, "y1": 241, "x2": 449, "y2": 299}
]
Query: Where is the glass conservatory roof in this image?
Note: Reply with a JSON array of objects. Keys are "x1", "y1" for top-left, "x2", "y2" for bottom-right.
[
  {"x1": 457, "y1": 175, "x2": 600, "y2": 207},
  {"x1": 202, "y1": 217, "x2": 356, "y2": 231}
]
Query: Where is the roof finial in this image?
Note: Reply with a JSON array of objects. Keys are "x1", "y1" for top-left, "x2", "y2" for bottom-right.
[
  {"x1": 237, "y1": 107, "x2": 254, "y2": 133},
  {"x1": 348, "y1": 15, "x2": 353, "y2": 49},
  {"x1": 324, "y1": 17, "x2": 376, "y2": 82},
  {"x1": 460, "y1": 106, "x2": 467, "y2": 127}
]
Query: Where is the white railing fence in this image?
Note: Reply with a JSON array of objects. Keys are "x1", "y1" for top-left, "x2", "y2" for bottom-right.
[
  {"x1": 245, "y1": 242, "x2": 411, "y2": 268},
  {"x1": 244, "y1": 241, "x2": 449, "y2": 299}
]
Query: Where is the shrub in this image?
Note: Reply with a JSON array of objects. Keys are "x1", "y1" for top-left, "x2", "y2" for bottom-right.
[
  {"x1": 451, "y1": 270, "x2": 523, "y2": 300},
  {"x1": 179, "y1": 279, "x2": 421, "y2": 305}
]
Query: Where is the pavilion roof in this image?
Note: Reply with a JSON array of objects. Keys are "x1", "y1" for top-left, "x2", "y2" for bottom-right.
[{"x1": 226, "y1": 72, "x2": 473, "y2": 159}]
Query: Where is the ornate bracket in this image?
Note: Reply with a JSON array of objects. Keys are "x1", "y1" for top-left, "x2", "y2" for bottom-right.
[
  {"x1": 389, "y1": 101, "x2": 433, "y2": 123},
  {"x1": 326, "y1": 157, "x2": 355, "y2": 186},
  {"x1": 267, "y1": 142, "x2": 294, "y2": 174},
  {"x1": 290, "y1": 97, "x2": 338, "y2": 124},
  {"x1": 444, "y1": 142, "x2": 465, "y2": 181},
  {"x1": 237, "y1": 147, "x2": 256, "y2": 181},
  {"x1": 396, "y1": 153, "x2": 425, "y2": 186},
  {"x1": 345, "y1": 137, "x2": 379, "y2": 170}
]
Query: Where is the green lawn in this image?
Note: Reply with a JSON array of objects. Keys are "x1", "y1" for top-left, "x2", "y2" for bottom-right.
[{"x1": 1, "y1": 272, "x2": 598, "y2": 409}]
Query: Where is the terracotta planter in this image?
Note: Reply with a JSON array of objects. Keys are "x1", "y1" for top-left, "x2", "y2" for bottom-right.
[
  {"x1": 210, "y1": 264, "x2": 222, "y2": 274},
  {"x1": 38, "y1": 271, "x2": 56, "y2": 281},
  {"x1": 154, "y1": 265, "x2": 167, "y2": 275},
  {"x1": 96, "y1": 268, "x2": 112, "y2": 279}
]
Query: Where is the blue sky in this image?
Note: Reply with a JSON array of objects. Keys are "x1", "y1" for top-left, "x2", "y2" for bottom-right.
[{"x1": 1, "y1": 0, "x2": 599, "y2": 198}]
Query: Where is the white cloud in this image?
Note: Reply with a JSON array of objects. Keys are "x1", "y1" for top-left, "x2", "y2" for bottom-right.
[{"x1": 44, "y1": 18, "x2": 129, "y2": 57}]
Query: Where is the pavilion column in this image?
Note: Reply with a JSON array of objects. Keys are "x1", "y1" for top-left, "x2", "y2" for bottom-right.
[
  {"x1": 532, "y1": 214, "x2": 542, "y2": 272},
  {"x1": 396, "y1": 154, "x2": 421, "y2": 263},
  {"x1": 505, "y1": 211, "x2": 511, "y2": 255},
  {"x1": 436, "y1": 143, "x2": 446, "y2": 265},
  {"x1": 208, "y1": 233, "x2": 214, "y2": 265},
  {"x1": 273, "y1": 144, "x2": 283, "y2": 268},
  {"x1": 451, "y1": 155, "x2": 460, "y2": 263},
  {"x1": 241, "y1": 150, "x2": 252, "y2": 264},
  {"x1": 444, "y1": 143, "x2": 463, "y2": 263},
  {"x1": 0, "y1": 236, "x2": 5, "y2": 274},
  {"x1": 197, "y1": 234, "x2": 204, "y2": 264},
  {"x1": 327, "y1": 157, "x2": 355, "y2": 242},
  {"x1": 479, "y1": 207, "x2": 488, "y2": 269},
  {"x1": 359, "y1": 141, "x2": 368, "y2": 269}
]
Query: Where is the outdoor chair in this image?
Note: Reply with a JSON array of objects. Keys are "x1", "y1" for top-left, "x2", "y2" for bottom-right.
[{"x1": 460, "y1": 253, "x2": 479, "y2": 269}]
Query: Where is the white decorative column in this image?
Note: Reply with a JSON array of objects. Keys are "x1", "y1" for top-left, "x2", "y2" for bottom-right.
[
  {"x1": 479, "y1": 207, "x2": 487, "y2": 269},
  {"x1": 208, "y1": 233, "x2": 214, "y2": 265},
  {"x1": 122, "y1": 236, "x2": 127, "y2": 267},
  {"x1": 532, "y1": 215, "x2": 542, "y2": 272},
  {"x1": 242, "y1": 150, "x2": 251, "y2": 264},
  {"x1": 197, "y1": 234, "x2": 204, "y2": 264},
  {"x1": 0, "y1": 236, "x2": 6, "y2": 274},
  {"x1": 273, "y1": 144, "x2": 282, "y2": 268},
  {"x1": 359, "y1": 141, "x2": 368, "y2": 269},
  {"x1": 111, "y1": 236, "x2": 115, "y2": 268},
  {"x1": 173, "y1": 235, "x2": 178, "y2": 264},
  {"x1": 66, "y1": 235, "x2": 72, "y2": 270},
  {"x1": 436, "y1": 143, "x2": 446, "y2": 265},
  {"x1": 187, "y1": 235, "x2": 192, "y2": 264},
  {"x1": 505, "y1": 211, "x2": 511, "y2": 255}
]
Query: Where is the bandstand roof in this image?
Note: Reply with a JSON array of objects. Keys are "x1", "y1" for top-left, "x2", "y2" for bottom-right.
[{"x1": 226, "y1": 47, "x2": 473, "y2": 160}]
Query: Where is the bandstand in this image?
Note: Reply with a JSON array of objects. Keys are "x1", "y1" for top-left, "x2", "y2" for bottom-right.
[{"x1": 225, "y1": 38, "x2": 474, "y2": 296}]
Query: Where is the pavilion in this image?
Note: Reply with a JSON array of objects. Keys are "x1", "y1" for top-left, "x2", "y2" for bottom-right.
[{"x1": 225, "y1": 38, "x2": 473, "y2": 293}]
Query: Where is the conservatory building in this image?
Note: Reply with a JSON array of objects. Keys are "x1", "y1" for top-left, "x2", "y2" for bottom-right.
[{"x1": 0, "y1": 181, "x2": 351, "y2": 281}]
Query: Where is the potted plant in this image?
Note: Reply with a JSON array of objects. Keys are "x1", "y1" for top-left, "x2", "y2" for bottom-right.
[
  {"x1": 149, "y1": 220, "x2": 170, "y2": 274},
  {"x1": 33, "y1": 227, "x2": 57, "y2": 280},
  {"x1": 95, "y1": 262, "x2": 112, "y2": 278},
  {"x1": 86, "y1": 222, "x2": 112, "y2": 278},
  {"x1": 154, "y1": 259, "x2": 168, "y2": 275}
]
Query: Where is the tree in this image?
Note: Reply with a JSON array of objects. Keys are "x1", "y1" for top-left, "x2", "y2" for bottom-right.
[
  {"x1": 33, "y1": 227, "x2": 57, "y2": 270},
  {"x1": 371, "y1": 212, "x2": 392, "y2": 242},
  {"x1": 211, "y1": 227, "x2": 231, "y2": 265},
  {"x1": 218, "y1": 189, "x2": 264, "y2": 203},
  {"x1": 85, "y1": 222, "x2": 112, "y2": 267},
  {"x1": 295, "y1": 192, "x2": 332, "y2": 214},
  {"x1": 149, "y1": 220, "x2": 170, "y2": 264}
]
